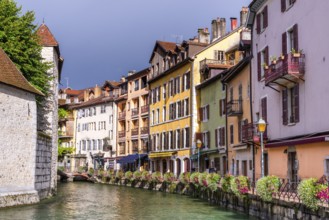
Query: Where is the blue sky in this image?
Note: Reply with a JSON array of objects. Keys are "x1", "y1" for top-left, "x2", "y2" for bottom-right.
[{"x1": 16, "y1": 0, "x2": 250, "y2": 89}]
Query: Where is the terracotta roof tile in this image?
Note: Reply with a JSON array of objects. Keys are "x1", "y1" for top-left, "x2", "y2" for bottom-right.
[
  {"x1": 0, "y1": 48, "x2": 43, "y2": 96},
  {"x1": 157, "y1": 41, "x2": 177, "y2": 53},
  {"x1": 36, "y1": 24, "x2": 58, "y2": 47}
]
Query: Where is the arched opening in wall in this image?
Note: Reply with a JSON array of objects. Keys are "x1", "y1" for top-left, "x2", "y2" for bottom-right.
[
  {"x1": 162, "y1": 159, "x2": 167, "y2": 173},
  {"x1": 169, "y1": 160, "x2": 174, "y2": 173},
  {"x1": 176, "y1": 158, "x2": 181, "y2": 176},
  {"x1": 184, "y1": 158, "x2": 190, "y2": 173}
]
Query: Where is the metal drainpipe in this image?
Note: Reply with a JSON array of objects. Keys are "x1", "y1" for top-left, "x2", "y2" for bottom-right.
[
  {"x1": 224, "y1": 82, "x2": 229, "y2": 175},
  {"x1": 189, "y1": 58, "x2": 195, "y2": 173}
]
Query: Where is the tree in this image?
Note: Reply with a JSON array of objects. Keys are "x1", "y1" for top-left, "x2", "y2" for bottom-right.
[{"x1": 0, "y1": 0, "x2": 50, "y2": 96}]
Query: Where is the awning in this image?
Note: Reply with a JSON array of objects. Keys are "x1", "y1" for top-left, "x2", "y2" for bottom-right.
[
  {"x1": 117, "y1": 154, "x2": 148, "y2": 164},
  {"x1": 190, "y1": 149, "x2": 218, "y2": 160},
  {"x1": 148, "y1": 151, "x2": 176, "y2": 158}
]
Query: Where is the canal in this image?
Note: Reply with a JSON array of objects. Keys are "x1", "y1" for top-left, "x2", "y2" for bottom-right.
[{"x1": 0, "y1": 183, "x2": 255, "y2": 220}]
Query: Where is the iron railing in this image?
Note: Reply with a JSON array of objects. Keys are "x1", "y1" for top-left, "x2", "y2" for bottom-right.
[{"x1": 227, "y1": 99, "x2": 243, "y2": 116}]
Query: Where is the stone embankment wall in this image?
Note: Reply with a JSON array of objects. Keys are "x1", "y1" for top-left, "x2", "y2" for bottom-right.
[{"x1": 93, "y1": 177, "x2": 329, "y2": 220}]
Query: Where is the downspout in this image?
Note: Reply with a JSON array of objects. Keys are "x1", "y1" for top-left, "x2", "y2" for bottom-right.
[
  {"x1": 224, "y1": 82, "x2": 229, "y2": 175},
  {"x1": 190, "y1": 58, "x2": 195, "y2": 173}
]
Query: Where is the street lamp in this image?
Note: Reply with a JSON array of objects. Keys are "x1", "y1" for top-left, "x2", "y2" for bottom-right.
[
  {"x1": 258, "y1": 118, "x2": 267, "y2": 178},
  {"x1": 196, "y1": 139, "x2": 202, "y2": 172}
]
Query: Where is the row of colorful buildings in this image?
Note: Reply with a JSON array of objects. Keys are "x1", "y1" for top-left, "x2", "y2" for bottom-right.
[{"x1": 60, "y1": 0, "x2": 329, "y2": 183}]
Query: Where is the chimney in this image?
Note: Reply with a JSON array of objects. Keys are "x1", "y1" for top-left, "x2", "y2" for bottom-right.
[
  {"x1": 128, "y1": 70, "x2": 136, "y2": 76},
  {"x1": 240, "y1": 7, "x2": 248, "y2": 26},
  {"x1": 219, "y1": 18, "x2": 226, "y2": 38},
  {"x1": 230, "y1": 17, "x2": 237, "y2": 31},
  {"x1": 211, "y1": 18, "x2": 221, "y2": 42},
  {"x1": 120, "y1": 77, "x2": 126, "y2": 82},
  {"x1": 198, "y1": 28, "x2": 210, "y2": 44},
  {"x1": 94, "y1": 85, "x2": 102, "y2": 98}
]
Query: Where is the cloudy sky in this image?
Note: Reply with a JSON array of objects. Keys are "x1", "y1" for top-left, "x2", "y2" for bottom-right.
[{"x1": 15, "y1": 0, "x2": 250, "y2": 89}]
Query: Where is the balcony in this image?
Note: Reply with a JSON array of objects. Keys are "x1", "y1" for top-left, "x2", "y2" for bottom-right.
[
  {"x1": 141, "y1": 105, "x2": 149, "y2": 115},
  {"x1": 118, "y1": 111, "x2": 126, "y2": 120},
  {"x1": 131, "y1": 128, "x2": 139, "y2": 136},
  {"x1": 199, "y1": 59, "x2": 234, "y2": 74},
  {"x1": 132, "y1": 146, "x2": 138, "y2": 154},
  {"x1": 131, "y1": 108, "x2": 139, "y2": 117},
  {"x1": 239, "y1": 29, "x2": 251, "y2": 50},
  {"x1": 226, "y1": 100, "x2": 243, "y2": 116},
  {"x1": 242, "y1": 123, "x2": 268, "y2": 143},
  {"x1": 118, "y1": 131, "x2": 126, "y2": 138},
  {"x1": 140, "y1": 127, "x2": 148, "y2": 135},
  {"x1": 265, "y1": 53, "x2": 305, "y2": 87}
]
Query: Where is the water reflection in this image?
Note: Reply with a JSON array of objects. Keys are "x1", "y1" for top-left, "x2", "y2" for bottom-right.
[{"x1": 0, "y1": 183, "x2": 254, "y2": 220}]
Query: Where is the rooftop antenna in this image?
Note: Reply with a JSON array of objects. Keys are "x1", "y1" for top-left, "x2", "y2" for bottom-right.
[
  {"x1": 171, "y1": 34, "x2": 183, "y2": 43},
  {"x1": 43, "y1": 18, "x2": 45, "y2": 24},
  {"x1": 64, "y1": 77, "x2": 69, "y2": 88}
]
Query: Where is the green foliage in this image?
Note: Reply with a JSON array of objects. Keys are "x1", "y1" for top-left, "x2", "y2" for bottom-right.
[
  {"x1": 107, "y1": 169, "x2": 114, "y2": 178},
  {"x1": 132, "y1": 170, "x2": 141, "y2": 181},
  {"x1": 297, "y1": 178, "x2": 321, "y2": 211},
  {"x1": 221, "y1": 174, "x2": 234, "y2": 193},
  {"x1": 58, "y1": 145, "x2": 75, "y2": 160},
  {"x1": 206, "y1": 173, "x2": 220, "y2": 192},
  {"x1": 163, "y1": 172, "x2": 175, "y2": 183},
  {"x1": 190, "y1": 172, "x2": 200, "y2": 187},
  {"x1": 58, "y1": 108, "x2": 69, "y2": 119},
  {"x1": 115, "y1": 170, "x2": 124, "y2": 179},
  {"x1": 230, "y1": 176, "x2": 250, "y2": 198},
  {"x1": 151, "y1": 171, "x2": 162, "y2": 183},
  {"x1": 125, "y1": 171, "x2": 133, "y2": 181},
  {"x1": 141, "y1": 171, "x2": 150, "y2": 181},
  {"x1": 179, "y1": 172, "x2": 190, "y2": 185},
  {"x1": 88, "y1": 168, "x2": 94, "y2": 176},
  {"x1": 199, "y1": 173, "x2": 208, "y2": 187},
  {"x1": 78, "y1": 166, "x2": 86, "y2": 173},
  {"x1": 169, "y1": 183, "x2": 178, "y2": 194},
  {"x1": 0, "y1": 0, "x2": 51, "y2": 97},
  {"x1": 256, "y1": 175, "x2": 280, "y2": 202}
]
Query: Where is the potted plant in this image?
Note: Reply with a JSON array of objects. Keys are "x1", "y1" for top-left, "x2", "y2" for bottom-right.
[
  {"x1": 262, "y1": 62, "x2": 269, "y2": 70},
  {"x1": 270, "y1": 56, "x2": 277, "y2": 64},
  {"x1": 280, "y1": 53, "x2": 285, "y2": 60},
  {"x1": 230, "y1": 175, "x2": 250, "y2": 198},
  {"x1": 291, "y1": 48, "x2": 302, "y2": 57},
  {"x1": 256, "y1": 175, "x2": 280, "y2": 202}
]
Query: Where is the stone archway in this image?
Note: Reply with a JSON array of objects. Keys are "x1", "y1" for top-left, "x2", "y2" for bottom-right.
[{"x1": 176, "y1": 158, "x2": 181, "y2": 176}]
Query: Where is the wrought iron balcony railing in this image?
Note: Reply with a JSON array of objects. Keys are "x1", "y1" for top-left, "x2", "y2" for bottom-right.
[{"x1": 227, "y1": 99, "x2": 243, "y2": 116}]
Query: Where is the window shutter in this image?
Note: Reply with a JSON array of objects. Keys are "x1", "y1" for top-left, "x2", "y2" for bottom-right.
[
  {"x1": 238, "y1": 120, "x2": 242, "y2": 142},
  {"x1": 195, "y1": 132, "x2": 202, "y2": 143},
  {"x1": 173, "y1": 130, "x2": 176, "y2": 149},
  {"x1": 207, "y1": 105, "x2": 210, "y2": 120},
  {"x1": 263, "y1": 6, "x2": 268, "y2": 29},
  {"x1": 230, "y1": 125, "x2": 234, "y2": 144},
  {"x1": 159, "y1": 133, "x2": 162, "y2": 149},
  {"x1": 265, "y1": 46, "x2": 269, "y2": 66},
  {"x1": 223, "y1": 99, "x2": 226, "y2": 114},
  {"x1": 177, "y1": 77, "x2": 180, "y2": 94},
  {"x1": 182, "y1": 74, "x2": 185, "y2": 92},
  {"x1": 207, "y1": 132, "x2": 210, "y2": 148},
  {"x1": 181, "y1": 100, "x2": 184, "y2": 117},
  {"x1": 294, "y1": 84, "x2": 300, "y2": 123},
  {"x1": 256, "y1": 13, "x2": 261, "y2": 34},
  {"x1": 198, "y1": 108, "x2": 203, "y2": 121},
  {"x1": 257, "y1": 52, "x2": 261, "y2": 81},
  {"x1": 215, "y1": 129, "x2": 218, "y2": 147},
  {"x1": 186, "y1": 99, "x2": 189, "y2": 115},
  {"x1": 219, "y1": 100, "x2": 222, "y2": 117},
  {"x1": 186, "y1": 72, "x2": 190, "y2": 90},
  {"x1": 214, "y1": 50, "x2": 218, "y2": 60},
  {"x1": 180, "y1": 129, "x2": 184, "y2": 149},
  {"x1": 282, "y1": 89, "x2": 288, "y2": 125},
  {"x1": 222, "y1": 127, "x2": 226, "y2": 146},
  {"x1": 186, "y1": 127, "x2": 190, "y2": 148},
  {"x1": 293, "y1": 24, "x2": 299, "y2": 51},
  {"x1": 261, "y1": 97, "x2": 267, "y2": 122},
  {"x1": 173, "y1": 103, "x2": 176, "y2": 119},
  {"x1": 281, "y1": 0, "x2": 286, "y2": 12},
  {"x1": 282, "y1": 32, "x2": 287, "y2": 55}
]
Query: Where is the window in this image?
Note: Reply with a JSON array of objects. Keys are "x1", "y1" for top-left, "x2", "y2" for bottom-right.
[
  {"x1": 176, "y1": 129, "x2": 181, "y2": 149},
  {"x1": 215, "y1": 127, "x2": 225, "y2": 147},
  {"x1": 200, "y1": 105, "x2": 209, "y2": 122},
  {"x1": 163, "y1": 106, "x2": 166, "y2": 122},
  {"x1": 168, "y1": 80, "x2": 173, "y2": 97},
  {"x1": 230, "y1": 125, "x2": 234, "y2": 144},
  {"x1": 156, "y1": 109, "x2": 160, "y2": 124},
  {"x1": 257, "y1": 46, "x2": 269, "y2": 81},
  {"x1": 151, "y1": 110, "x2": 155, "y2": 125},
  {"x1": 163, "y1": 83, "x2": 167, "y2": 99},
  {"x1": 141, "y1": 76, "x2": 147, "y2": 89},
  {"x1": 281, "y1": 0, "x2": 296, "y2": 12},
  {"x1": 177, "y1": 101, "x2": 182, "y2": 118},
  {"x1": 174, "y1": 77, "x2": 180, "y2": 94},
  {"x1": 214, "y1": 158, "x2": 220, "y2": 171},
  {"x1": 219, "y1": 99, "x2": 226, "y2": 117},
  {"x1": 134, "y1": 79, "x2": 139, "y2": 91},
  {"x1": 109, "y1": 115, "x2": 113, "y2": 124},
  {"x1": 109, "y1": 130, "x2": 113, "y2": 140},
  {"x1": 256, "y1": 6, "x2": 268, "y2": 34},
  {"x1": 169, "y1": 103, "x2": 176, "y2": 120},
  {"x1": 184, "y1": 127, "x2": 190, "y2": 148},
  {"x1": 238, "y1": 119, "x2": 248, "y2": 143},
  {"x1": 236, "y1": 160, "x2": 240, "y2": 176},
  {"x1": 202, "y1": 131, "x2": 210, "y2": 149},
  {"x1": 184, "y1": 98, "x2": 189, "y2": 116},
  {"x1": 282, "y1": 84, "x2": 299, "y2": 125},
  {"x1": 282, "y1": 24, "x2": 298, "y2": 55},
  {"x1": 325, "y1": 158, "x2": 329, "y2": 176},
  {"x1": 214, "y1": 50, "x2": 224, "y2": 61}
]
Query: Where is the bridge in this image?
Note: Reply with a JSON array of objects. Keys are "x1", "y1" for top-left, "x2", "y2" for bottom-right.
[{"x1": 57, "y1": 169, "x2": 95, "y2": 183}]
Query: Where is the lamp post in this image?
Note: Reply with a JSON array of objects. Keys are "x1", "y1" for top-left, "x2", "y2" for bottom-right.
[
  {"x1": 258, "y1": 118, "x2": 267, "y2": 178},
  {"x1": 196, "y1": 139, "x2": 202, "y2": 172},
  {"x1": 138, "y1": 150, "x2": 141, "y2": 171}
]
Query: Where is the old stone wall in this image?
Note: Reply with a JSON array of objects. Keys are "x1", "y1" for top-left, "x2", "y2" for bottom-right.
[
  {"x1": 0, "y1": 84, "x2": 37, "y2": 189},
  {"x1": 35, "y1": 132, "x2": 53, "y2": 199}
]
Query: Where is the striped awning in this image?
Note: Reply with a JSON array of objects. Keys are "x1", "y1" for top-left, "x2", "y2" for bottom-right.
[{"x1": 148, "y1": 151, "x2": 176, "y2": 158}]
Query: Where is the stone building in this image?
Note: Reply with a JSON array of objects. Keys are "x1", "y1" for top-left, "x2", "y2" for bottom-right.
[{"x1": 0, "y1": 48, "x2": 43, "y2": 207}]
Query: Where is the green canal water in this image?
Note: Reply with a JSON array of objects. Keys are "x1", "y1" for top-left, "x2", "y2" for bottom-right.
[{"x1": 0, "y1": 183, "x2": 255, "y2": 220}]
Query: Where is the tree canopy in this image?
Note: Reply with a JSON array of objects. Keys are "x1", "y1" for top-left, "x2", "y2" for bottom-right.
[{"x1": 0, "y1": 0, "x2": 50, "y2": 95}]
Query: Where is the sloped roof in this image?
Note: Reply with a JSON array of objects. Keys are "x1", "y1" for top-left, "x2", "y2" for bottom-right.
[
  {"x1": 157, "y1": 41, "x2": 177, "y2": 53},
  {"x1": 36, "y1": 23, "x2": 58, "y2": 47},
  {"x1": 0, "y1": 48, "x2": 43, "y2": 96}
]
